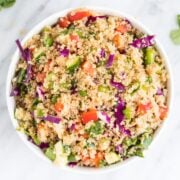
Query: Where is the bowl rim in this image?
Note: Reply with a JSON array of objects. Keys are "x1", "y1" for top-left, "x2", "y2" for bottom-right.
[{"x1": 6, "y1": 6, "x2": 174, "y2": 174}]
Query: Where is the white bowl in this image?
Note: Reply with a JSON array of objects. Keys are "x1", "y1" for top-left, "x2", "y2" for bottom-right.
[{"x1": 6, "y1": 7, "x2": 173, "y2": 173}]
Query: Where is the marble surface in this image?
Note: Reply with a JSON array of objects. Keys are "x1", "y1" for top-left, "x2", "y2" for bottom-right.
[{"x1": 0, "y1": 0, "x2": 180, "y2": 179}]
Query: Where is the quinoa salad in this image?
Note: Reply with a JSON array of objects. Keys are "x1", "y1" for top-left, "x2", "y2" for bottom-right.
[{"x1": 11, "y1": 9, "x2": 169, "y2": 168}]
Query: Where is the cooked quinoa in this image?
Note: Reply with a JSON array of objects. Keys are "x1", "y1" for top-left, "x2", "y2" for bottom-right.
[{"x1": 11, "y1": 9, "x2": 168, "y2": 168}]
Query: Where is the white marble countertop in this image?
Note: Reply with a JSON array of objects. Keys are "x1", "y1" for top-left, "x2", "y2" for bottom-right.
[{"x1": 0, "y1": 0, "x2": 180, "y2": 179}]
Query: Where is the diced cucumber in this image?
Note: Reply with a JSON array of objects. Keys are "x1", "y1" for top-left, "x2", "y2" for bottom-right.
[
  {"x1": 79, "y1": 90, "x2": 87, "y2": 97},
  {"x1": 66, "y1": 56, "x2": 81, "y2": 73},
  {"x1": 43, "y1": 35, "x2": 53, "y2": 47},
  {"x1": 144, "y1": 47, "x2": 155, "y2": 65},
  {"x1": 67, "y1": 153, "x2": 77, "y2": 163},
  {"x1": 45, "y1": 147, "x2": 56, "y2": 161},
  {"x1": 35, "y1": 52, "x2": 45, "y2": 63},
  {"x1": 105, "y1": 152, "x2": 120, "y2": 164}
]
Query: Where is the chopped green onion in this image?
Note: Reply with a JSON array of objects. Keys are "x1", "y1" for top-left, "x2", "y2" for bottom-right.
[
  {"x1": 98, "y1": 85, "x2": 110, "y2": 93},
  {"x1": 17, "y1": 68, "x2": 26, "y2": 84},
  {"x1": 79, "y1": 90, "x2": 87, "y2": 97},
  {"x1": 68, "y1": 153, "x2": 77, "y2": 162},
  {"x1": 35, "y1": 52, "x2": 45, "y2": 63},
  {"x1": 44, "y1": 36, "x2": 53, "y2": 47}
]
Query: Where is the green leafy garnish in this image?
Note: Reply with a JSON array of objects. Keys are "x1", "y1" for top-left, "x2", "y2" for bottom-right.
[
  {"x1": 170, "y1": 29, "x2": 180, "y2": 45},
  {"x1": 170, "y1": 14, "x2": 180, "y2": 45},
  {"x1": 68, "y1": 153, "x2": 77, "y2": 162},
  {"x1": 0, "y1": 0, "x2": 16, "y2": 9}
]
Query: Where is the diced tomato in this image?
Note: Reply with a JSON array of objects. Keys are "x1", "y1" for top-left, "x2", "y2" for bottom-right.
[
  {"x1": 81, "y1": 109, "x2": 98, "y2": 124},
  {"x1": 70, "y1": 34, "x2": 79, "y2": 42},
  {"x1": 54, "y1": 102, "x2": 64, "y2": 112},
  {"x1": 68, "y1": 10, "x2": 91, "y2": 22},
  {"x1": 82, "y1": 61, "x2": 95, "y2": 76},
  {"x1": 116, "y1": 24, "x2": 128, "y2": 33},
  {"x1": 159, "y1": 106, "x2": 168, "y2": 120},
  {"x1": 137, "y1": 102, "x2": 152, "y2": 115},
  {"x1": 37, "y1": 72, "x2": 46, "y2": 83},
  {"x1": 93, "y1": 152, "x2": 104, "y2": 167},
  {"x1": 58, "y1": 17, "x2": 71, "y2": 28}
]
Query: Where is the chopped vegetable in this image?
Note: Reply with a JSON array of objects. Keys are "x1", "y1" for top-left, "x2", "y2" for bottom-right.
[
  {"x1": 105, "y1": 152, "x2": 120, "y2": 164},
  {"x1": 58, "y1": 17, "x2": 70, "y2": 28},
  {"x1": 51, "y1": 94, "x2": 59, "y2": 104},
  {"x1": 142, "y1": 135, "x2": 153, "y2": 149},
  {"x1": 66, "y1": 56, "x2": 81, "y2": 73},
  {"x1": 43, "y1": 35, "x2": 53, "y2": 47},
  {"x1": 17, "y1": 68, "x2": 26, "y2": 84},
  {"x1": 106, "y1": 54, "x2": 114, "y2": 68},
  {"x1": 130, "y1": 35, "x2": 155, "y2": 49},
  {"x1": 79, "y1": 90, "x2": 87, "y2": 97},
  {"x1": 43, "y1": 115, "x2": 61, "y2": 124},
  {"x1": 93, "y1": 152, "x2": 103, "y2": 167},
  {"x1": 82, "y1": 61, "x2": 95, "y2": 75},
  {"x1": 54, "y1": 102, "x2": 64, "y2": 112},
  {"x1": 35, "y1": 52, "x2": 45, "y2": 63},
  {"x1": 85, "y1": 15, "x2": 108, "y2": 26},
  {"x1": 110, "y1": 76, "x2": 125, "y2": 92},
  {"x1": 115, "y1": 145, "x2": 123, "y2": 154},
  {"x1": 10, "y1": 87, "x2": 20, "y2": 96},
  {"x1": 130, "y1": 81, "x2": 140, "y2": 95},
  {"x1": 68, "y1": 10, "x2": 91, "y2": 22},
  {"x1": 36, "y1": 85, "x2": 45, "y2": 100},
  {"x1": 123, "y1": 107, "x2": 132, "y2": 119},
  {"x1": 70, "y1": 34, "x2": 79, "y2": 42},
  {"x1": 45, "y1": 147, "x2": 56, "y2": 161},
  {"x1": 156, "y1": 88, "x2": 164, "y2": 95},
  {"x1": 36, "y1": 72, "x2": 46, "y2": 83},
  {"x1": 159, "y1": 106, "x2": 168, "y2": 120},
  {"x1": 87, "y1": 121, "x2": 104, "y2": 135},
  {"x1": 177, "y1": 14, "x2": 180, "y2": 27},
  {"x1": 144, "y1": 47, "x2": 155, "y2": 65},
  {"x1": 98, "y1": 111, "x2": 110, "y2": 123},
  {"x1": 60, "y1": 48, "x2": 69, "y2": 57},
  {"x1": 100, "y1": 48, "x2": 105, "y2": 58},
  {"x1": 68, "y1": 153, "x2": 77, "y2": 162},
  {"x1": 98, "y1": 85, "x2": 110, "y2": 93},
  {"x1": 116, "y1": 23, "x2": 128, "y2": 33},
  {"x1": 82, "y1": 109, "x2": 98, "y2": 124},
  {"x1": 137, "y1": 102, "x2": 152, "y2": 115}
]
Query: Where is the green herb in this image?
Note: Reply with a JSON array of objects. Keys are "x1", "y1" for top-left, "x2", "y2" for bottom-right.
[
  {"x1": 130, "y1": 81, "x2": 140, "y2": 95},
  {"x1": 170, "y1": 29, "x2": 180, "y2": 45},
  {"x1": 32, "y1": 99, "x2": 40, "y2": 109},
  {"x1": 141, "y1": 134, "x2": 153, "y2": 149},
  {"x1": 79, "y1": 90, "x2": 87, "y2": 97},
  {"x1": 68, "y1": 153, "x2": 77, "y2": 162},
  {"x1": 146, "y1": 76, "x2": 152, "y2": 84},
  {"x1": 123, "y1": 107, "x2": 132, "y2": 119},
  {"x1": 35, "y1": 52, "x2": 45, "y2": 63},
  {"x1": 87, "y1": 121, "x2": 104, "y2": 135},
  {"x1": 36, "y1": 109, "x2": 44, "y2": 117},
  {"x1": 17, "y1": 68, "x2": 26, "y2": 84},
  {"x1": 45, "y1": 147, "x2": 56, "y2": 161},
  {"x1": 124, "y1": 137, "x2": 138, "y2": 147},
  {"x1": 0, "y1": 0, "x2": 16, "y2": 9},
  {"x1": 135, "y1": 149, "x2": 144, "y2": 157},
  {"x1": 51, "y1": 94, "x2": 59, "y2": 104}
]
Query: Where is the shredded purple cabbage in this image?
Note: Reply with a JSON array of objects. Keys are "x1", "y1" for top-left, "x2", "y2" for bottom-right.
[
  {"x1": 130, "y1": 35, "x2": 155, "y2": 49},
  {"x1": 60, "y1": 48, "x2": 69, "y2": 57},
  {"x1": 119, "y1": 125, "x2": 131, "y2": 136},
  {"x1": 100, "y1": 112, "x2": 110, "y2": 123},
  {"x1": 68, "y1": 162, "x2": 77, "y2": 167},
  {"x1": 43, "y1": 115, "x2": 61, "y2": 124},
  {"x1": 39, "y1": 142, "x2": 49, "y2": 149},
  {"x1": 106, "y1": 54, "x2": 114, "y2": 68},
  {"x1": 25, "y1": 63, "x2": 32, "y2": 83},
  {"x1": 85, "y1": 15, "x2": 108, "y2": 26},
  {"x1": 70, "y1": 123, "x2": 76, "y2": 131},
  {"x1": 10, "y1": 87, "x2": 20, "y2": 96},
  {"x1": 156, "y1": 88, "x2": 164, "y2": 95},
  {"x1": 16, "y1": 39, "x2": 31, "y2": 61},
  {"x1": 100, "y1": 48, "x2": 105, "y2": 58},
  {"x1": 110, "y1": 76, "x2": 125, "y2": 92},
  {"x1": 115, "y1": 145, "x2": 124, "y2": 154},
  {"x1": 36, "y1": 85, "x2": 45, "y2": 100}
]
